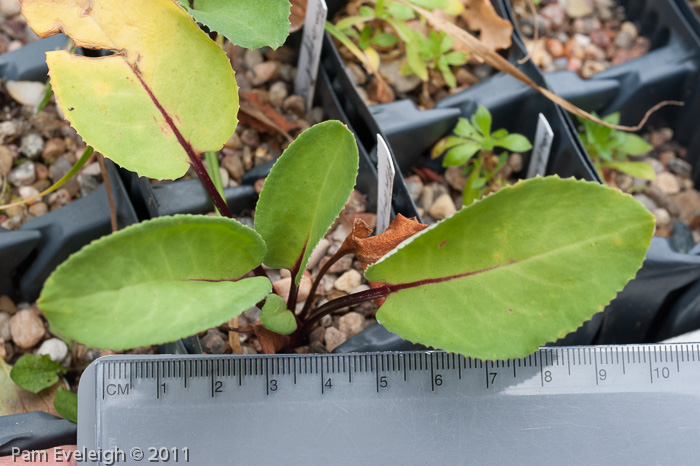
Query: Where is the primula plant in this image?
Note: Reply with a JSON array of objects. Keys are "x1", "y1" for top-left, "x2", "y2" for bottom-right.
[
  {"x1": 577, "y1": 112, "x2": 656, "y2": 182},
  {"x1": 432, "y1": 106, "x2": 533, "y2": 205},
  {"x1": 16, "y1": 0, "x2": 655, "y2": 365}
]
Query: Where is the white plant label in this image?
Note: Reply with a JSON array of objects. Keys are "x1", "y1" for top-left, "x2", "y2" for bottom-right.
[
  {"x1": 376, "y1": 134, "x2": 395, "y2": 234},
  {"x1": 527, "y1": 113, "x2": 554, "y2": 179},
  {"x1": 294, "y1": 0, "x2": 328, "y2": 111}
]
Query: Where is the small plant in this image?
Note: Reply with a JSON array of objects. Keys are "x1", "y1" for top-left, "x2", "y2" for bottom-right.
[
  {"x1": 326, "y1": 0, "x2": 466, "y2": 88},
  {"x1": 15, "y1": 0, "x2": 654, "y2": 367},
  {"x1": 432, "y1": 105, "x2": 533, "y2": 205},
  {"x1": 577, "y1": 112, "x2": 655, "y2": 182}
]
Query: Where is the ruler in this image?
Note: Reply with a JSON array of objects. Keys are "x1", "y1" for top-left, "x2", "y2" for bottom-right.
[{"x1": 78, "y1": 344, "x2": 700, "y2": 466}]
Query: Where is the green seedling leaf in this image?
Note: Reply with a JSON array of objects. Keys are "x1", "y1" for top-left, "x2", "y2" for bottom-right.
[
  {"x1": 336, "y1": 15, "x2": 371, "y2": 31},
  {"x1": 54, "y1": 387, "x2": 77, "y2": 423},
  {"x1": 431, "y1": 136, "x2": 464, "y2": 159},
  {"x1": 472, "y1": 106, "x2": 492, "y2": 137},
  {"x1": 39, "y1": 215, "x2": 270, "y2": 349},
  {"x1": 619, "y1": 134, "x2": 653, "y2": 156},
  {"x1": 372, "y1": 32, "x2": 399, "y2": 47},
  {"x1": 177, "y1": 0, "x2": 290, "y2": 49},
  {"x1": 11, "y1": 354, "x2": 68, "y2": 393},
  {"x1": 454, "y1": 118, "x2": 479, "y2": 139},
  {"x1": 21, "y1": 0, "x2": 238, "y2": 180},
  {"x1": 444, "y1": 142, "x2": 481, "y2": 166},
  {"x1": 0, "y1": 359, "x2": 62, "y2": 416},
  {"x1": 365, "y1": 177, "x2": 654, "y2": 360},
  {"x1": 255, "y1": 121, "x2": 359, "y2": 284},
  {"x1": 261, "y1": 294, "x2": 297, "y2": 335},
  {"x1": 495, "y1": 133, "x2": 533, "y2": 152},
  {"x1": 605, "y1": 161, "x2": 657, "y2": 180}
]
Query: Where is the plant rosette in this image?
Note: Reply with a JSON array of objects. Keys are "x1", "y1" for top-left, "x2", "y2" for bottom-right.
[
  {"x1": 325, "y1": 0, "x2": 514, "y2": 108},
  {"x1": 509, "y1": 0, "x2": 651, "y2": 78}
]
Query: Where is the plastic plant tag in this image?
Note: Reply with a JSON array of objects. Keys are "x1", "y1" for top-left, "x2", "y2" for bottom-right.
[
  {"x1": 526, "y1": 114, "x2": 554, "y2": 179},
  {"x1": 376, "y1": 134, "x2": 395, "y2": 234},
  {"x1": 294, "y1": 0, "x2": 328, "y2": 111}
]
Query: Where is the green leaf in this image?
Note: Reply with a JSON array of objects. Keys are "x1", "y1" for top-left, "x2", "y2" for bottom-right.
[
  {"x1": 495, "y1": 134, "x2": 533, "y2": 152},
  {"x1": 453, "y1": 118, "x2": 479, "y2": 140},
  {"x1": 462, "y1": 159, "x2": 483, "y2": 206},
  {"x1": 178, "y1": 0, "x2": 290, "y2": 49},
  {"x1": 39, "y1": 215, "x2": 270, "y2": 349},
  {"x1": 491, "y1": 129, "x2": 508, "y2": 139},
  {"x1": 23, "y1": 0, "x2": 238, "y2": 180},
  {"x1": 406, "y1": 0, "x2": 448, "y2": 9},
  {"x1": 619, "y1": 134, "x2": 652, "y2": 156},
  {"x1": 471, "y1": 106, "x2": 492, "y2": 137},
  {"x1": 255, "y1": 121, "x2": 359, "y2": 284},
  {"x1": 443, "y1": 142, "x2": 481, "y2": 166},
  {"x1": 365, "y1": 177, "x2": 654, "y2": 360},
  {"x1": 387, "y1": 2, "x2": 415, "y2": 19},
  {"x1": 602, "y1": 112, "x2": 621, "y2": 126},
  {"x1": 260, "y1": 294, "x2": 297, "y2": 335},
  {"x1": 336, "y1": 15, "x2": 371, "y2": 31},
  {"x1": 605, "y1": 161, "x2": 657, "y2": 180},
  {"x1": 387, "y1": 19, "x2": 428, "y2": 81},
  {"x1": 431, "y1": 136, "x2": 464, "y2": 159},
  {"x1": 0, "y1": 359, "x2": 63, "y2": 416},
  {"x1": 444, "y1": 50, "x2": 468, "y2": 66},
  {"x1": 372, "y1": 32, "x2": 399, "y2": 47},
  {"x1": 54, "y1": 387, "x2": 78, "y2": 423},
  {"x1": 10, "y1": 354, "x2": 68, "y2": 394}
]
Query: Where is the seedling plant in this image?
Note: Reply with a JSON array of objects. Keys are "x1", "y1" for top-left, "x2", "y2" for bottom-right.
[
  {"x1": 577, "y1": 112, "x2": 655, "y2": 183},
  {"x1": 432, "y1": 105, "x2": 533, "y2": 205},
  {"x1": 9, "y1": 0, "x2": 655, "y2": 420}
]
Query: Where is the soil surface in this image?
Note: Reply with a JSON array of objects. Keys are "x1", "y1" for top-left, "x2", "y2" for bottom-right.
[{"x1": 512, "y1": 0, "x2": 650, "y2": 78}]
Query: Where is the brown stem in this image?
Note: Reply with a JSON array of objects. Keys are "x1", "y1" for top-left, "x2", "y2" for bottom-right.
[
  {"x1": 253, "y1": 265, "x2": 270, "y2": 280},
  {"x1": 299, "y1": 248, "x2": 349, "y2": 320},
  {"x1": 303, "y1": 286, "x2": 390, "y2": 333},
  {"x1": 189, "y1": 153, "x2": 233, "y2": 218},
  {"x1": 287, "y1": 273, "x2": 299, "y2": 312},
  {"x1": 97, "y1": 153, "x2": 118, "y2": 232}
]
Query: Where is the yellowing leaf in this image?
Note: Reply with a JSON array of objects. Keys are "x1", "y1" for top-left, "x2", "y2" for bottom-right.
[{"x1": 20, "y1": 0, "x2": 238, "y2": 180}]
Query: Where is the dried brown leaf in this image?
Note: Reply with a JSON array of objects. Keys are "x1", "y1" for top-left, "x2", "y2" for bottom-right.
[
  {"x1": 254, "y1": 323, "x2": 290, "y2": 354},
  {"x1": 239, "y1": 91, "x2": 296, "y2": 142},
  {"x1": 338, "y1": 214, "x2": 428, "y2": 305},
  {"x1": 461, "y1": 0, "x2": 512, "y2": 51}
]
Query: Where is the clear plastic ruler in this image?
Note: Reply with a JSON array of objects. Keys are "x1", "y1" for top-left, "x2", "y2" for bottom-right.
[{"x1": 78, "y1": 344, "x2": 700, "y2": 465}]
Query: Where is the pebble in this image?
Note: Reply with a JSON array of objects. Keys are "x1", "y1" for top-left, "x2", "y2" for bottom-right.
[
  {"x1": 272, "y1": 274, "x2": 312, "y2": 302},
  {"x1": 6, "y1": 80, "x2": 45, "y2": 107},
  {"x1": 0, "y1": 146, "x2": 12, "y2": 176},
  {"x1": 0, "y1": 295, "x2": 16, "y2": 314},
  {"x1": 307, "y1": 238, "x2": 331, "y2": 270},
  {"x1": 338, "y1": 312, "x2": 365, "y2": 337},
  {"x1": 42, "y1": 138, "x2": 66, "y2": 161},
  {"x1": 222, "y1": 150, "x2": 245, "y2": 182},
  {"x1": 201, "y1": 329, "x2": 229, "y2": 354},
  {"x1": 49, "y1": 156, "x2": 73, "y2": 182},
  {"x1": 671, "y1": 221, "x2": 695, "y2": 254},
  {"x1": 564, "y1": 0, "x2": 593, "y2": 18},
  {"x1": 20, "y1": 132, "x2": 44, "y2": 160},
  {"x1": 404, "y1": 175, "x2": 424, "y2": 202},
  {"x1": 645, "y1": 157, "x2": 665, "y2": 175},
  {"x1": 9, "y1": 309, "x2": 45, "y2": 349},
  {"x1": 243, "y1": 49, "x2": 264, "y2": 69},
  {"x1": 540, "y1": 4, "x2": 567, "y2": 29},
  {"x1": 429, "y1": 193, "x2": 457, "y2": 220},
  {"x1": 320, "y1": 314, "x2": 332, "y2": 328},
  {"x1": 78, "y1": 173, "x2": 100, "y2": 197},
  {"x1": 673, "y1": 190, "x2": 700, "y2": 227},
  {"x1": 48, "y1": 189, "x2": 72, "y2": 209},
  {"x1": 653, "y1": 208, "x2": 671, "y2": 226},
  {"x1": 581, "y1": 60, "x2": 607, "y2": 78},
  {"x1": 444, "y1": 166, "x2": 467, "y2": 192},
  {"x1": 328, "y1": 256, "x2": 352, "y2": 274},
  {"x1": 35, "y1": 162, "x2": 49, "y2": 180},
  {"x1": 36, "y1": 337, "x2": 69, "y2": 364},
  {"x1": 28, "y1": 202, "x2": 48, "y2": 217},
  {"x1": 242, "y1": 306, "x2": 262, "y2": 325},
  {"x1": 379, "y1": 59, "x2": 422, "y2": 93},
  {"x1": 250, "y1": 62, "x2": 277, "y2": 86},
  {"x1": 0, "y1": 312, "x2": 10, "y2": 340},
  {"x1": 268, "y1": 81, "x2": 288, "y2": 108},
  {"x1": 652, "y1": 172, "x2": 681, "y2": 195},
  {"x1": 546, "y1": 38, "x2": 565, "y2": 58},
  {"x1": 0, "y1": 121, "x2": 18, "y2": 139},
  {"x1": 667, "y1": 158, "x2": 692, "y2": 179},
  {"x1": 324, "y1": 327, "x2": 347, "y2": 352},
  {"x1": 8, "y1": 161, "x2": 36, "y2": 187},
  {"x1": 282, "y1": 95, "x2": 306, "y2": 118},
  {"x1": 0, "y1": 0, "x2": 20, "y2": 17},
  {"x1": 334, "y1": 270, "x2": 362, "y2": 293},
  {"x1": 18, "y1": 185, "x2": 40, "y2": 202}
]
